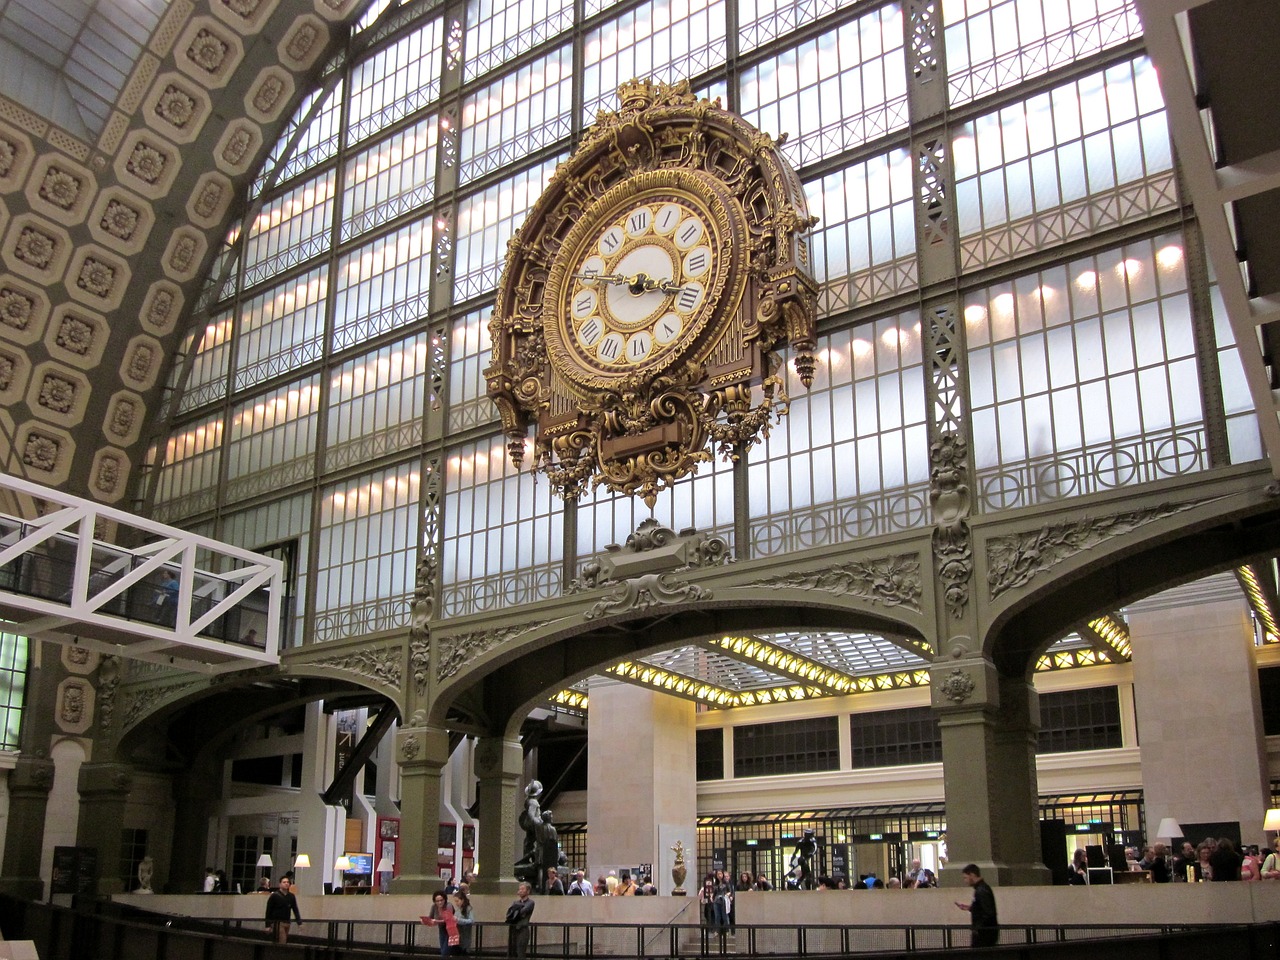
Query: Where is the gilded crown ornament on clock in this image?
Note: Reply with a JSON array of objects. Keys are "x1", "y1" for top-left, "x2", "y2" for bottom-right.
[{"x1": 486, "y1": 78, "x2": 818, "y2": 507}]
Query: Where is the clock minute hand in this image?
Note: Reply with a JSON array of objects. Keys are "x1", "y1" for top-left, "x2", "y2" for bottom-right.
[{"x1": 572, "y1": 272, "x2": 628, "y2": 286}]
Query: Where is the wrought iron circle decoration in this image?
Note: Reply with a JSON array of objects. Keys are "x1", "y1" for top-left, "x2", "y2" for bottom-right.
[{"x1": 486, "y1": 78, "x2": 819, "y2": 507}]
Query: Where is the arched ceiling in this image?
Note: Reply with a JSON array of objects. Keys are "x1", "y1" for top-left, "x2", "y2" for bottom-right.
[{"x1": 0, "y1": 0, "x2": 372, "y2": 506}]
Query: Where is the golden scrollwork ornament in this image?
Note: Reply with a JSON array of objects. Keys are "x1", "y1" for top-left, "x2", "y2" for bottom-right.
[{"x1": 486, "y1": 78, "x2": 818, "y2": 507}]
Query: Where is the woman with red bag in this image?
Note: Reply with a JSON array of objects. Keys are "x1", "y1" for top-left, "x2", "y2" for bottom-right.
[{"x1": 423, "y1": 889, "x2": 461, "y2": 957}]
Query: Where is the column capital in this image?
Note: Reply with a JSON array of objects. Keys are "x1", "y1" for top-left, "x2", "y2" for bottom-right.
[
  {"x1": 929, "y1": 656, "x2": 998, "y2": 712},
  {"x1": 77, "y1": 761, "x2": 133, "y2": 798},
  {"x1": 8, "y1": 757, "x2": 55, "y2": 796},
  {"x1": 396, "y1": 724, "x2": 451, "y2": 771}
]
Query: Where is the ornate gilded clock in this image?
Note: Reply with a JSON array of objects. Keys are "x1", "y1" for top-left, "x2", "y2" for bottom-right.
[{"x1": 486, "y1": 79, "x2": 818, "y2": 507}]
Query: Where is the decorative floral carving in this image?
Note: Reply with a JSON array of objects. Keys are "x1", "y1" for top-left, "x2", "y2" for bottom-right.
[
  {"x1": 193, "y1": 181, "x2": 224, "y2": 219},
  {"x1": 37, "y1": 374, "x2": 76, "y2": 413},
  {"x1": 410, "y1": 638, "x2": 430, "y2": 696},
  {"x1": 0, "y1": 354, "x2": 15, "y2": 391},
  {"x1": 107, "y1": 398, "x2": 137, "y2": 438},
  {"x1": 15, "y1": 226, "x2": 56, "y2": 269},
  {"x1": 584, "y1": 573, "x2": 710, "y2": 620},
  {"x1": 937, "y1": 668, "x2": 975, "y2": 704},
  {"x1": 147, "y1": 288, "x2": 175, "y2": 326},
  {"x1": 930, "y1": 433, "x2": 972, "y2": 620},
  {"x1": 221, "y1": 0, "x2": 263, "y2": 17},
  {"x1": 127, "y1": 344, "x2": 154, "y2": 382},
  {"x1": 95, "y1": 455, "x2": 122, "y2": 494},
  {"x1": 222, "y1": 126, "x2": 253, "y2": 165},
  {"x1": 126, "y1": 143, "x2": 166, "y2": 184},
  {"x1": 0, "y1": 286, "x2": 34, "y2": 330},
  {"x1": 99, "y1": 199, "x2": 139, "y2": 240},
  {"x1": 60, "y1": 682, "x2": 87, "y2": 724},
  {"x1": 986, "y1": 502, "x2": 1202, "y2": 600},
  {"x1": 311, "y1": 648, "x2": 401, "y2": 688},
  {"x1": 76, "y1": 258, "x2": 116, "y2": 299},
  {"x1": 39, "y1": 166, "x2": 81, "y2": 209},
  {"x1": 0, "y1": 139, "x2": 14, "y2": 178},
  {"x1": 437, "y1": 620, "x2": 552, "y2": 682},
  {"x1": 169, "y1": 235, "x2": 197, "y2": 272},
  {"x1": 121, "y1": 681, "x2": 199, "y2": 730},
  {"x1": 401, "y1": 734, "x2": 420, "y2": 760},
  {"x1": 67, "y1": 646, "x2": 90, "y2": 665},
  {"x1": 55, "y1": 315, "x2": 93, "y2": 354},
  {"x1": 155, "y1": 85, "x2": 197, "y2": 128},
  {"x1": 752, "y1": 555, "x2": 922, "y2": 611},
  {"x1": 97, "y1": 657, "x2": 120, "y2": 735},
  {"x1": 286, "y1": 22, "x2": 321, "y2": 62},
  {"x1": 252, "y1": 76, "x2": 286, "y2": 115},
  {"x1": 22, "y1": 431, "x2": 60, "y2": 471},
  {"x1": 186, "y1": 29, "x2": 229, "y2": 73}
]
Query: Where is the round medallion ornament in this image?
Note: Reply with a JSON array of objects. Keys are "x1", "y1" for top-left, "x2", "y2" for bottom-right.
[{"x1": 487, "y1": 79, "x2": 818, "y2": 506}]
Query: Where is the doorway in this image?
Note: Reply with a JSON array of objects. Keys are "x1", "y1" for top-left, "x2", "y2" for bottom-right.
[{"x1": 730, "y1": 839, "x2": 780, "y2": 888}]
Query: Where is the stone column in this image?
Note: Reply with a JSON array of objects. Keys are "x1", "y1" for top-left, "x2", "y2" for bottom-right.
[
  {"x1": 0, "y1": 757, "x2": 55, "y2": 898},
  {"x1": 170, "y1": 758, "x2": 219, "y2": 894},
  {"x1": 934, "y1": 661, "x2": 1049, "y2": 885},
  {"x1": 586, "y1": 679, "x2": 697, "y2": 893},
  {"x1": 76, "y1": 762, "x2": 133, "y2": 895},
  {"x1": 390, "y1": 724, "x2": 451, "y2": 894},
  {"x1": 471, "y1": 735, "x2": 523, "y2": 895},
  {"x1": 1129, "y1": 598, "x2": 1269, "y2": 847}
]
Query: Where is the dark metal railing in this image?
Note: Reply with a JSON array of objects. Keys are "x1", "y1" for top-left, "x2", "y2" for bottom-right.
[{"x1": 157, "y1": 916, "x2": 1217, "y2": 957}]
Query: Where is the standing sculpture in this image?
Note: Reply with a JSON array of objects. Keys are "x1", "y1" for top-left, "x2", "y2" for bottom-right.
[
  {"x1": 670, "y1": 840, "x2": 688, "y2": 895},
  {"x1": 788, "y1": 829, "x2": 818, "y2": 890},
  {"x1": 513, "y1": 780, "x2": 563, "y2": 892}
]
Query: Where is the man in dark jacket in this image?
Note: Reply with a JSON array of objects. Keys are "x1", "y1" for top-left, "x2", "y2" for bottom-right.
[
  {"x1": 506, "y1": 881, "x2": 535, "y2": 958},
  {"x1": 264, "y1": 876, "x2": 303, "y2": 944},
  {"x1": 955, "y1": 863, "x2": 998, "y2": 948}
]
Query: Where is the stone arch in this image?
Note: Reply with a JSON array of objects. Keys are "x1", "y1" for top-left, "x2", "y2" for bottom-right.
[
  {"x1": 981, "y1": 470, "x2": 1280, "y2": 677},
  {"x1": 429, "y1": 595, "x2": 931, "y2": 739}
]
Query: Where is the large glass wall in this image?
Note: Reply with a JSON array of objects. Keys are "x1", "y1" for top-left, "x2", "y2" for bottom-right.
[{"x1": 148, "y1": 0, "x2": 1256, "y2": 648}]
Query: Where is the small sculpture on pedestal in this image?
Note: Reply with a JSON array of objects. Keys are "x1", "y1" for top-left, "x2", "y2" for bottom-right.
[{"x1": 670, "y1": 840, "x2": 688, "y2": 895}]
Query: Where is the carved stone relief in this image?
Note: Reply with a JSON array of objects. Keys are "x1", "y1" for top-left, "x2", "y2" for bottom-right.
[
  {"x1": 583, "y1": 574, "x2": 711, "y2": 620},
  {"x1": 751, "y1": 554, "x2": 923, "y2": 610},
  {"x1": 61, "y1": 644, "x2": 100, "y2": 675},
  {"x1": 936, "y1": 667, "x2": 975, "y2": 704},
  {"x1": 436, "y1": 621, "x2": 552, "y2": 682},
  {"x1": 986, "y1": 501, "x2": 1205, "y2": 600},
  {"x1": 55, "y1": 677, "x2": 94, "y2": 734},
  {"x1": 310, "y1": 647, "x2": 402, "y2": 689}
]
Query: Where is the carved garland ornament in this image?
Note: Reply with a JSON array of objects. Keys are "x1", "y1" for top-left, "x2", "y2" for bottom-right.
[
  {"x1": 437, "y1": 620, "x2": 553, "y2": 682},
  {"x1": 986, "y1": 501, "x2": 1205, "y2": 600},
  {"x1": 311, "y1": 648, "x2": 402, "y2": 688},
  {"x1": 487, "y1": 79, "x2": 818, "y2": 507},
  {"x1": 751, "y1": 554, "x2": 922, "y2": 611},
  {"x1": 120, "y1": 680, "x2": 199, "y2": 730}
]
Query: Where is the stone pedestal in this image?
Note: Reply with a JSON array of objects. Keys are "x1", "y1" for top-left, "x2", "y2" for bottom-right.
[
  {"x1": 934, "y1": 661, "x2": 1050, "y2": 886},
  {"x1": 586, "y1": 679, "x2": 697, "y2": 893},
  {"x1": 1129, "y1": 598, "x2": 1269, "y2": 847}
]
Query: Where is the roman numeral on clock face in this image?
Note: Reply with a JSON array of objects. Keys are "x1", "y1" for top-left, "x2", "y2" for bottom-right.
[{"x1": 597, "y1": 332, "x2": 623, "y2": 361}]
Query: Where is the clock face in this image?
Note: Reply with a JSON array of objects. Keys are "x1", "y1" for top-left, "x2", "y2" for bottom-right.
[{"x1": 555, "y1": 194, "x2": 722, "y2": 378}]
